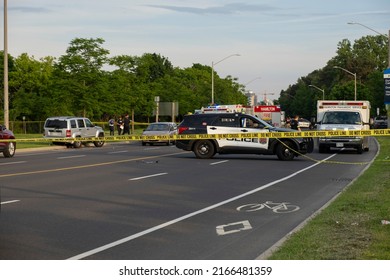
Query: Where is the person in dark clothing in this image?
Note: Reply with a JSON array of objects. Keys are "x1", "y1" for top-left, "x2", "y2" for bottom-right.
[
  {"x1": 108, "y1": 117, "x2": 115, "y2": 136},
  {"x1": 290, "y1": 115, "x2": 301, "y2": 131},
  {"x1": 117, "y1": 116, "x2": 124, "y2": 135},
  {"x1": 123, "y1": 114, "x2": 131, "y2": 135}
]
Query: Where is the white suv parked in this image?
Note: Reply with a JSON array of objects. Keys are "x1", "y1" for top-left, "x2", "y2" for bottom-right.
[{"x1": 43, "y1": 116, "x2": 105, "y2": 148}]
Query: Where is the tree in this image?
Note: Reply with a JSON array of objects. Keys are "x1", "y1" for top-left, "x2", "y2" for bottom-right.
[
  {"x1": 54, "y1": 38, "x2": 110, "y2": 117},
  {"x1": 279, "y1": 35, "x2": 389, "y2": 118},
  {"x1": 8, "y1": 54, "x2": 54, "y2": 120}
]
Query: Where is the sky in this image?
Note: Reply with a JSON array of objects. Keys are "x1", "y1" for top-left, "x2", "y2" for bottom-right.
[{"x1": 1, "y1": 0, "x2": 389, "y2": 100}]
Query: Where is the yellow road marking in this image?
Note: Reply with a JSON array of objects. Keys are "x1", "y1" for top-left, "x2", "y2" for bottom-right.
[{"x1": 0, "y1": 151, "x2": 188, "y2": 178}]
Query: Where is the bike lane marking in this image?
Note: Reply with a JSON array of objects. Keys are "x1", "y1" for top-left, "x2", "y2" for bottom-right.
[
  {"x1": 216, "y1": 220, "x2": 252, "y2": 236},
  {"x1": 68, "y1": 153, "x2": 338, "y2": 260}
]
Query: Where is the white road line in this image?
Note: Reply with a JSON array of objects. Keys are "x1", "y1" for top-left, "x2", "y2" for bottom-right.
[
  {"x1": 68, "y1": 153, "x2": 338, "y2": 260},
  {"x1": 129, "y1": 173, "x2": 168, "y2": 181},
  {"x1": 0, "y1": 200, "x2": 20, "y2": 205},
  {"x1": 0, "y1": 161, "x2": 27, "y2": 166},
  {"x1": 57, "y1": 155, "x2": 86, "y2": 160},
  {"x1": 108, "y1": 150, "x2": 128, "y2": 154},
  {"x1": 144, "y1": 147, "x2": 161, "y2": 150},
  {"x1": 210, "y1": 160, "x2": 229, "y2": 165}
]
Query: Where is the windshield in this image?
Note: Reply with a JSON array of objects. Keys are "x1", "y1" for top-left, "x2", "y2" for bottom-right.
[
  {"x1": 243, "y1": 115, "x2": 274, "y2": 129},
  {"x1": 322, "y1": 111, "x2": 361, "y2": 125},
  {"x1": 146, "y1": 124, "x2": 170, "y2": 131}
]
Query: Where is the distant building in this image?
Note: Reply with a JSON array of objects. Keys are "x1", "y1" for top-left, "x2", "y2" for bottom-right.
[{"x1": 245, "y1": 91, "x2": 257, "y2": 106}]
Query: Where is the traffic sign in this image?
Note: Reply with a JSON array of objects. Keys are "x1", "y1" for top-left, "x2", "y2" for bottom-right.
[{"x1": 384, "y1": 68, "x2": 390, "y2": 104}]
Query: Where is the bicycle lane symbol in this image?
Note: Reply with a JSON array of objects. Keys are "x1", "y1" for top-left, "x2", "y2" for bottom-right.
[
  {"x1": 236, "y1": 201, "x2": 300, "y2": 214},
  {"x1": 215, "y1": 202, "x2": 299, "y2": 236}
]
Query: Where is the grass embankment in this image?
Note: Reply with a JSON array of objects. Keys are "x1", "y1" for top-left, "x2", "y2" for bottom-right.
[
  {"x1": 15, "y1": 134, "x2": 52, "y2": 149},
  {"x1": 269, "y1": 137, "x2": 390, "y2": 259}
]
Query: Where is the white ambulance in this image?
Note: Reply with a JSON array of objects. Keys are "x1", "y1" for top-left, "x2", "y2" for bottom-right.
[{"x1": 316, "y1": 100, "x2": 371, "y2": 154}]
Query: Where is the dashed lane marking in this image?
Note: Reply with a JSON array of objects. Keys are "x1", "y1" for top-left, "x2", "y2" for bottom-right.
[
  {"x1": 129, "y1": 173, "x2": 168, "y2": 181},
  {"x1": 210, "y1": 160, "x2": 229, "y2": 165},
  {"x1": 0, "y1": 151, "x2": 188, "y2": 178}
]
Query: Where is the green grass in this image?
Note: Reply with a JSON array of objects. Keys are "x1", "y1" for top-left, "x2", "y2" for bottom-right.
[
  {"x1": 15, "y1": 133, "x2": 52, "y2": 149},
  {"x1": 268, "y1": 137, "x2": 390, "y2": 259}
]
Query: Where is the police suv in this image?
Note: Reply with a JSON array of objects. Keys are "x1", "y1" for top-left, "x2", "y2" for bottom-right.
[{"x1": 175, "y1": 113, "x2": 314, "y2": 161}]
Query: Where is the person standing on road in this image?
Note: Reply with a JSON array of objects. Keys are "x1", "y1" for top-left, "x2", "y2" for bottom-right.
[{"x1": 290, "y1": 115, "x2": 301, "y2": 131}]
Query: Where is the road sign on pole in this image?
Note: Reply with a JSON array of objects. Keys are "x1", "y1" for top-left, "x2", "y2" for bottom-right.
[{"x1": 384, "y1": 68, "x2": 390, "y2": 104}]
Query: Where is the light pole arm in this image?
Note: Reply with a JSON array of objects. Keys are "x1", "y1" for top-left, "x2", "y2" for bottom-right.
[
  {"x1": 214, "y1": 54, "x2": 241, "y2": 66},
  {"x1": 334, "y1": 66, "x2": 357, "y2": 100},
  {"x1": 211, "y1": 54, "x2": 240, "y2": 105},
  {"x1": 309, "y1": 85, "x2": 325, "y2": 100},
  {"x1": 334, "y1": 66, "x2": 355, "y2": 77},
  {"x1": 348, "y1": 22, "x2": 387, "y2": 37}
]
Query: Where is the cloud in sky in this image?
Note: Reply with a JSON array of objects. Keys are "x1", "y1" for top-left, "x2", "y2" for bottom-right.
[
  {"x1": 1, "y1": 0, "x2": 389, "y2": 98},
  {"x1": 146, "y1": 3, "x2": 281, "y2": 15},
  {"x1": 8, "y1": 6, "x2": 50, "y2": 13}
]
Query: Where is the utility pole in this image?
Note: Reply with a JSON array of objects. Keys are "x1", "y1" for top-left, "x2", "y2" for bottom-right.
[{"x1": 3, "y1": 0, "x2": 9, "y2": 128}]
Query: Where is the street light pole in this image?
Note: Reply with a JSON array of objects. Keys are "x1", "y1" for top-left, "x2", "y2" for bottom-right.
[
  {"x1": 3, "y1": 0, "x2": 9, "y2": 128},
  {"x1": 309, "y1": 84, "x2": 325, "y2": 100},
  {"x1": 211, "y1": 54, "x2": 240, "y2": 105},
  {"x1": 333, "y1": 66, "x2": 357, "y2": 100},
  {"x1": 347, "y1": 22, "x2": 390, "y2": 127}
]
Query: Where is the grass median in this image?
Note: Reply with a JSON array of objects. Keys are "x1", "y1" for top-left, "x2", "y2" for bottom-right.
[
  {"x1": 15, "y1": 133, "x2": 52, "y2": 149},
  {"x1": 268, "y1": 137, "x2": 390, "y2": 259}
]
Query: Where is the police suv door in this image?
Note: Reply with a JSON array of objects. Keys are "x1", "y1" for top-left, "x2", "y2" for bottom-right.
[
  {"x1": 206, "y1": 115, "x2": 269, "y2": 150},
  {"x1": 236, "y1": 115, "x2": 269, "y2": 150},
  {"x1": 206, "y1": 115, "x2": 240, "y2": 148}
]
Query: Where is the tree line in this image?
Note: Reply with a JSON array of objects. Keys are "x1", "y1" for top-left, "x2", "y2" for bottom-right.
[
  {"x1": 279, "y1": 35, "x2": 388, "y2": 119},
  {"x1": 0, "y1": 37, "x2": 247, "y2": 123},
  {"x1": 0, "y1": 35, "x2": 388, "y2": 123}
]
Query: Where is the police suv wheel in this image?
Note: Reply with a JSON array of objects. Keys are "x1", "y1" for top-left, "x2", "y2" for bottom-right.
[
  {"x1": 276, "y1": 141, "x2": 295, "y2": 161},
  {"x1": 193, "y1": 140, "x2": 215, "y2": 159}
]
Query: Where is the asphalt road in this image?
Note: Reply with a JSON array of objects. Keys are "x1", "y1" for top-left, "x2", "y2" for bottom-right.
[{"x1": 0, "y1": 139, "x2": 378, "y2": 260}]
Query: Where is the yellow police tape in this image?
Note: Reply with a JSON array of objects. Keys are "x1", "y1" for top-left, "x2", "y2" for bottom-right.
[{"x1": 4, "y1": 129, "x2": 390, "y2": 142}]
